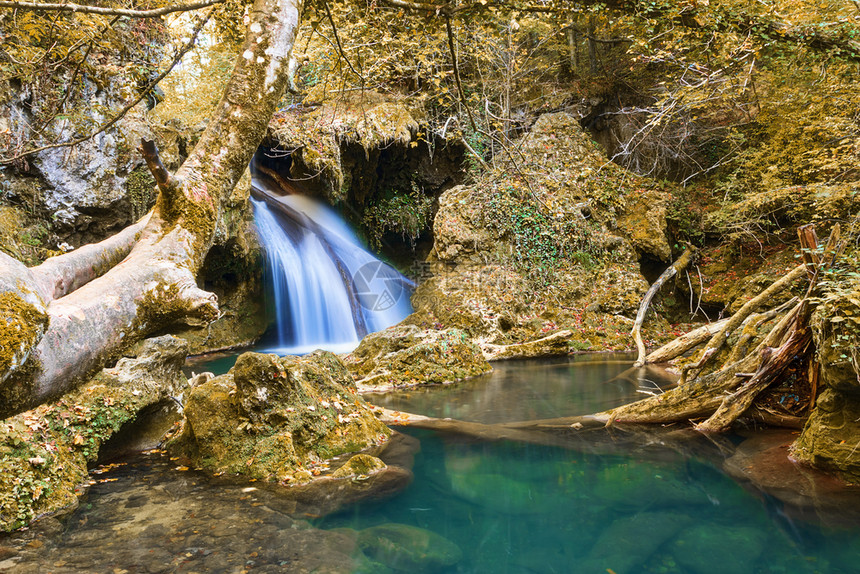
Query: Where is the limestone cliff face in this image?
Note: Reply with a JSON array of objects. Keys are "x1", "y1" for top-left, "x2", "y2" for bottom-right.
[{"x1": 1, "y1": 76, "x2": 161, "y2": 248}]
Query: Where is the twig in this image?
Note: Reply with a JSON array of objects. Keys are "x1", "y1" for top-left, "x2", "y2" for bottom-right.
[
  {"x1": 445, "y1": 15, "x2": 478, "y2": 134},
  {"x1": 0, "y1": 7, "x2": 214, "y2": 166},
  {"x1": 0, "y1": 0, "x2": 224, "y2": 18},
  {"x1": 320, "y1": 0, "x2": 364, "y2": 82}
]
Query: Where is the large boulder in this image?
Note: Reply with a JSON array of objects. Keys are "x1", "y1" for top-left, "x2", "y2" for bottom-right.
[
  {"x1": 166, "y1": 350, "x2": 391, "y2": 482},
  {"x1": 393, "y1": 111, "x2": 676, "y2": 360}
]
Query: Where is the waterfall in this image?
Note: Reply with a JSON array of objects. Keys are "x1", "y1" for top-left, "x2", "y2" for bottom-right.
[{"x1": 251, "y1": 181, "x2": 413, "y2": 355}]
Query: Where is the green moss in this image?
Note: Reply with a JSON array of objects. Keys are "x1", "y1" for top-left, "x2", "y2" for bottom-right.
[
  {"x1": 0, "y1": 351, "x2": 182, "y2": 531},
  {"x1": 331, "y1": 454, "x2": 386, "y2": 478},
  {"x1": 155, "y1": 184, "x2": 218, "y2": 267},
  {"x1": 362, "y1": 184, "x2": 433, "y2": 250},
  {"x1": 0, "y1": 291, "x2": 48, "y2": 380},
  {"x1": 345, "y1": 326, "x2": 491, "y2": 388}
]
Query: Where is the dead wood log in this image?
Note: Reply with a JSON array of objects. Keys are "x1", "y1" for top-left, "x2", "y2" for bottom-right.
[
  {"x1": 726, "y1": 298, "x2": 797, "y2": 364},
  {"x1": 606, "y1": 223, "x2": 843, "y2": 432},
  {"x1": 631, "y1": 247, "x2": 696, "y2": 366},
  {"x1": 696, "y1": 324, "x2": 812, "y2": 432}
]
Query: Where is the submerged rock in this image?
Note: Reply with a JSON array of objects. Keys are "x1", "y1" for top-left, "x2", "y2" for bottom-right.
[
  {"x1": 590, "y1": 462, "x2": 711, "y2": 510},
  {"x1": 725, "y1": 430, "x2": 860, "y2": 526},
  {"x1": 275, "y1": 464, "x2": 413, "y2": 518},
  {"x1": 357, "y1": 523, "x2": 462, "y2": 573},
  {"x1": 582, "y1": 512, "x2": 692, "y2": 574},
  {"x1": 166, "y1": 350, "x2": 391, "y2": 482},
  {"x1": 0, "y1": 335, "x2": 190, "y2": 531},
  {"x1": 670, "y1": 525, "x2": 765, "y2": 574},
  {"x1": 448, "y1": 472, "x2": 546, "y2": 515}
]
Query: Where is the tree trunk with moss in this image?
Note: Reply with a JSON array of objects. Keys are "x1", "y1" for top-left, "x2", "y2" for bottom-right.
[{"x1": 0, "y1": 0, "x2": 303, "y2": 419}]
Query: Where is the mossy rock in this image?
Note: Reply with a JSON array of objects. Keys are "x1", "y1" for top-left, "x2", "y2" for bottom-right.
[
  {"x1": 357, "y1": 523, "x2": 462, "y2": 573},
  {"x1": 166, "y1": 350, "x2": 390, "y2": 482},
  {"x1": 331, "y1": 454, "x2": 386, "y2": 478},
  {"x1": 267, "y1": 95, "x2": 420, "y2": 204},
  {"x1": 791, "y1": 388, "x2": 860, "y2": 482},
  {"x1": 345, "y1": 325, "x2": 491, "y2": 388},
  {"x1": 431, "y1": 185, "x2": 497, "y2": 264},
  {"x1": 617, "y1": 189, "x2": 672, "y2": 262},
  {"x1": 0, "y1": 336, "x2": 190, "y2": 531},
  {"x1": 791, "y1": 300, "x2": 860, "y2": 482}
]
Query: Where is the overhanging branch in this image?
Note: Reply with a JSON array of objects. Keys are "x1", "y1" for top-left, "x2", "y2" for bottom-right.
[{"x1": 0, "y1": 0, "x2": 225, "y2": 18}]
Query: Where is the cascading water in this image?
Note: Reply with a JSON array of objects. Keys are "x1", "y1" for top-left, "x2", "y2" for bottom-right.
[{"x1": 251, "y1": 179, "x2": 413, "y2": 355}]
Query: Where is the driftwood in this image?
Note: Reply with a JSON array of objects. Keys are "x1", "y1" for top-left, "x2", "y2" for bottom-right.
[
  {"x1": 631, "y1": 247, "x2": 696, "y2": 366},
  {"x1": 681, "y1": 263, "x2": 807, "y2": 382}
]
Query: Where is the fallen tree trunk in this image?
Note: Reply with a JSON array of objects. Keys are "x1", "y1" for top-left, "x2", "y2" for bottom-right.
[
  {"x1": 0, "y1": 0, "x2": 304, "y2": 419},
  {"x1": 643, "y1": 317, "x2": 728, "y2": 365},
  {"x1": 682, "y1": 263, "x2": 807, "y2": 381}
]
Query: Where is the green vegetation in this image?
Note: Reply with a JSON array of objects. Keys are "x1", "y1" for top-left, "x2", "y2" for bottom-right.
[
  {"x1": 362, "y1": 183, "x2": 433, "y2": 250},
  {"x1": 484, "y1": 183, "x2": 605, "y2": 284}
]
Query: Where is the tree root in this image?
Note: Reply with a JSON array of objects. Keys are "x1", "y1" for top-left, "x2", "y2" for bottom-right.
[
  {"x1": 607, "y1": 223, "x2": 841, "y2": 433},
  {"x1": 631, "y1": 247, "x2": 696, "y2": 366}
]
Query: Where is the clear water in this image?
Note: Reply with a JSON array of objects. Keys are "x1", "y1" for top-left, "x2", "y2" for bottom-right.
[
  {"x1": 251, "y1": 180, "x2": 413, "y2": 355},
  {"x1": 4, "y1": 356, "x2": 860, "y2": 573},
  {"x1": 366, "y1": 355, "x2": 677, "y2": 424}
]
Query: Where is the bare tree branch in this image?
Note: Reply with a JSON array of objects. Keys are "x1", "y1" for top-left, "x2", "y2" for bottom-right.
[
  {"x1": 445, "y1": 15, "x2": 478, "y2": 134},
  {"x1": 0, "y1": 7, "x2": 214, "y2": 166},
  {"x1": 140, "y1": 139, "x2": 173, "y2": 194},
  {"x1": 0, "y1": 0, "x2": 225, "y2": 18},
  {"x1": 320, "y1": 0, "x2": 363, "y2": 82}
]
